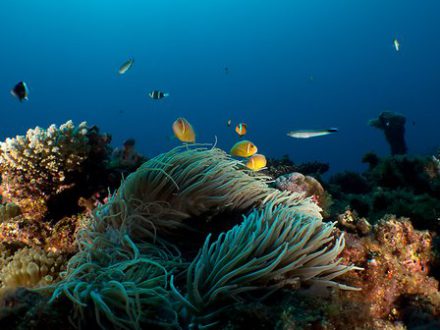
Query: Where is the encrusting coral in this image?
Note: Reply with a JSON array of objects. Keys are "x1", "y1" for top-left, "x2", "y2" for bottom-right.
[
  {"x1": 340, "y1": 215, "x2": 440, "y2": 322},
  {"x1": 0, "y1": 215, "x2": 51, "y2": 248},
  {"x1": 0, "y1": 203, "x2": 21, "y2": 223}
]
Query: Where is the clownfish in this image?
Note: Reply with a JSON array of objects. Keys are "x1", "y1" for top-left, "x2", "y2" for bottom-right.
[
  {"x1": 246, "y1": 154, "x2": 267, "y2": 171},
  {"x1": 230, "y1": 140, "x2": 258, "y2": 158},
  {"x1": 235, "y1": 123, "x2": 247, "y2": 137},
  {"x1": 172, "y1": 117, "x2": 195, "y2": 143}
]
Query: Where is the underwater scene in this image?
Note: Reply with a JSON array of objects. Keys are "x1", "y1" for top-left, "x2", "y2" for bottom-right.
[{"x1": 1, "y1": 1, "x2": 440, "y2": 329}]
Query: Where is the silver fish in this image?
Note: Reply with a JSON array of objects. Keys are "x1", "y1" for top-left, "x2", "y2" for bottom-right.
[
  {"x1": 287, "y1": 128, "x2": 338, "y2": 139},
  {"x1": 118, "y1": 58, "x2": 134, "y2": 75}
]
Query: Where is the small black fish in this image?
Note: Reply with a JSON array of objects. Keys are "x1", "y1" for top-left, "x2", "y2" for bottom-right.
[
  {"x1": 11, "y1": 81, "x2": 29, "y2": 102},
  {"x1": 148, "y1": 90, "x2": 169, "y2": 100}
]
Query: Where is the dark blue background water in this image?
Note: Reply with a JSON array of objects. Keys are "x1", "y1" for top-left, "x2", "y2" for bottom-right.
[{"x1": 1, "y1": 1, "x2": 439, "y2": 174}]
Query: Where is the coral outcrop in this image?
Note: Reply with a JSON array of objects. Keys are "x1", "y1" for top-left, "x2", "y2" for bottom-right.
[
  {"x1": 0, "y1": 247, "x2": 66, "y2": 294},
  {"x1": 369, "y1": 111, "x2": 407, "y2": 155},
  {"x1": 329, "y1": 153, "x2": 440, "y2": 230},
  {"x1": 0, "y1": 121, "x2": 111, "y2": 221}
]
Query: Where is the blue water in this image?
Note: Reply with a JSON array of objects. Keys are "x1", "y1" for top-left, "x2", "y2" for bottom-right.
[{"x1": 1, "y1": 0, "x2": 439, "y2": 174}]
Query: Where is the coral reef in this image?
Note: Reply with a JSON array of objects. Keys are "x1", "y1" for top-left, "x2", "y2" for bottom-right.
[
  {"x1": 2, "y1": 122, "x2": 439, "y2": 330},
  {"x1": 264, "y1": 154, "x2": 329, "y2": 179},
  {"x1": 50, "y1": 232, "x2": 179, "y2": 329},
  {"x1": 369, "y1": 111, "x2": 407, "y2": 155},
  {"x1": 0, "y1": 247, "x2": 66, "y2": 292},
  {"x1": 328, "y1": 153, "x2": 440, "y2": 230},
  {"x1": 43, "y1": 145, "x2": 355, "y2": 329},
  {"x1": 173, "y1": 203, "x2": 360, "y2": 328},
  {"x1": 339, "y1": 215, "x2": 440, "y2": 324},
  {"x1": 0, "y1": 121, "x2": 112, "y2": 221},
  {"x1": 95, "y1": 146, "x2": 321, "y2": 243},
  {"x1": 0, "y1": 121, "x2": 89, "y2": 218},
  {"x1": 0, "y1": 203, "x2": 21, "y2": 223},
  {"x1": 202, "y1": 215, "x2": 440, "y2": 330},
  {"x1": 274, "y1": 172, "x2": 333, "y2": 217}
]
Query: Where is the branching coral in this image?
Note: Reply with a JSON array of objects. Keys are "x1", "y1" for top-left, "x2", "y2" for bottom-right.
[
  {"x1": 0, "y1": 121, "x2": 112, "y2": 222},
  {"x1": 172, "y1": 202, "x2": 361, "y2": 328},
  {"x1": 0, "y1": 121, "x2": 90, "y2": 217}
]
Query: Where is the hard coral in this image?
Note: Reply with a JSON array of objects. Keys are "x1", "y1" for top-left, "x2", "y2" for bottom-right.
[
  {"x1": 275, "y1": 172, "x2": 332, "y2": 215},
  {"x1": 0, "y1": 247, "x2": 66, "y2": 291},
  {"x1": 369, "y1": 111, "x2": 407, "y2": 155},
  {"x1": 0, "y1": 121, "x2": 89, "y2": 218},
  {"x1": 339, "y1": 215, "x2": 440, "y2": 321},
  {"x1": 0, "y1": 121, "x2": 112, "y2": 221},
  {"x1": 0, "y1": 203, "x2": 21, "y2": 223},
  {"x1": 264, "y1": 155, "x2": 329, "y2": 179},
  {"x1": 0, "y1": 216, "x2": 51, "y2": 249}
]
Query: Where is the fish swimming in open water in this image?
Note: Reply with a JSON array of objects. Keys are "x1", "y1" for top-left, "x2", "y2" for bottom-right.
[
  {"x1": 287, "y1": 128, "x2": 338, "y2": 139},
  {"x1": 149, "y1": 90, "x2": 169, "y2": 100},
  {"x1": 393, "y1": 39, "x2": 400, "y2": 52},
  {"x1": 11, "y1": 81, "x2": 29, "y2": 102},
  {"x1": 172, "y1": 117, "x2": 195, "y2": 143},
  {"x1": 235, "y1": 123, "x2": 247, "y2": 137},
  {"x1": 118, "y1": 58, "x2": 134, "y2": 75},
  {"x1": 230, "y1": 140, "x2": 258, "y2": 158}
]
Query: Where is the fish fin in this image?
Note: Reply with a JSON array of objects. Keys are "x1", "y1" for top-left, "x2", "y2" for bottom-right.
[{"x1": 163, "y1": 93, "x2": 170, "y2": 97}]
